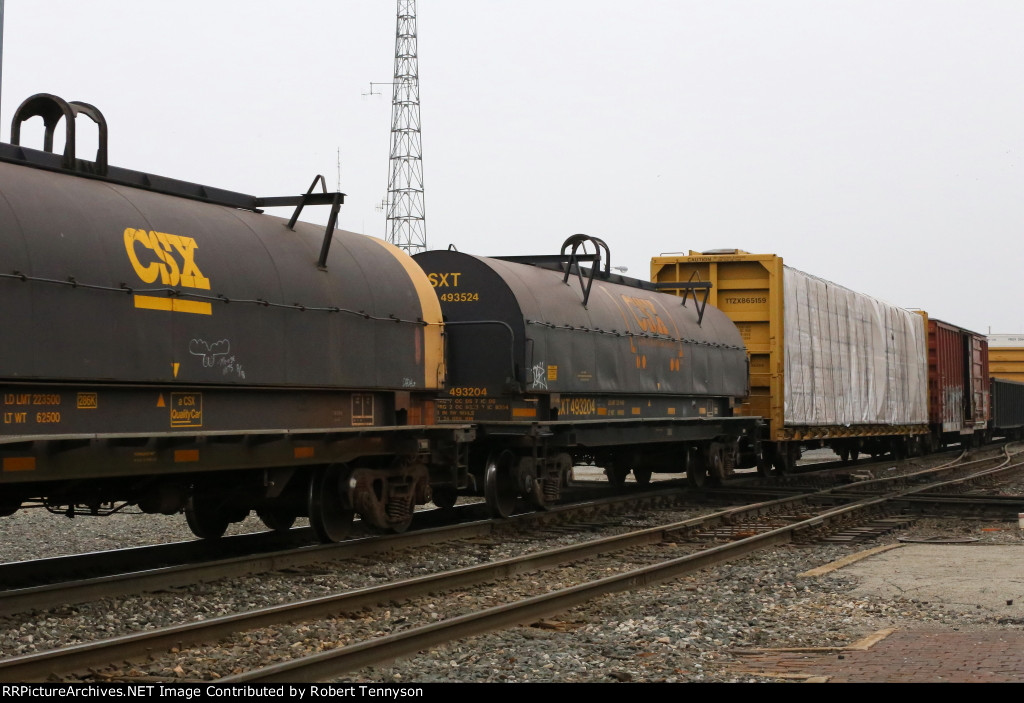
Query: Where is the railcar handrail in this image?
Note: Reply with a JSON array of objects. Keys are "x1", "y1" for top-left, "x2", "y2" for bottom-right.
[
  {"x1": 273, "y1": 174, "x2": 345, "y2": 270},
  {"x1": 559, "y1": 234, "x2": 611, "y2": 307},
  {"x1": 653, "y1": 272, "x2": 712, "y2": 325},
  {"x1": 3, "y1": 94, "x2": 348, "y2": 238}
]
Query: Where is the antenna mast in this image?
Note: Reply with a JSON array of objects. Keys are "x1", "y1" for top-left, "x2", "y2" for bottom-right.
[{"x1": 385, "y1": 0, "x2": 426, "y2": 254}]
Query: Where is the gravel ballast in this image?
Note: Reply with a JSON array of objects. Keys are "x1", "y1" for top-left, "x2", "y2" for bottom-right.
[{"x1": 2, "y1": 464, "x2": 1023, "y2": 683}]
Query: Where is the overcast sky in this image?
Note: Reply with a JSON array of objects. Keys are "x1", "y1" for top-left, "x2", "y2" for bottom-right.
[{"x1": 3, "y1": 1, "x2": 1022, "y2": 334}]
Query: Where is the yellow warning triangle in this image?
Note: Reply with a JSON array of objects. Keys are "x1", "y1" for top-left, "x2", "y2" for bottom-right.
[
  {"x1": 172, "y1": 362, "x2": 180, "y2": 378},
  {"x1": 157, "y1": 395, "x2": 166, "y2": 408}
]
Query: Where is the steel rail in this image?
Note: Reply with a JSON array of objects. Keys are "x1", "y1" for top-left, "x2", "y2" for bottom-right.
[
  {"x1": 0, "y1": 519, "x2": 492, "y2": 617},
  {"x1": 219, "y1": 500, "x2": 874, "y2": 682},
  {"x1": 0, "y1": 485, "x2": 696, "y2": 616},
  {"x1": 4, "y1": 448, "x2": 1021, "y2": 682},
  {"x1": 0, "y1": 528, "x2": 315, "y2": 589},
  {"x1": 222, "y1": 456, "x2": 1024, "y2": 682},
  {"x1": 0, "y1": 482, "x2": 926, "y2": 681},
  {"x1": 0, "y1": 497, "x2": 790, "y2": 682}
]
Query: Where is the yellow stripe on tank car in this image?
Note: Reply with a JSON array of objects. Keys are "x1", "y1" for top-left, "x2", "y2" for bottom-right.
[
  {"x1": 366, "y1": 237, "x2": 446, "y2": 389},
  {"x1": 134, "y1": 295, "x2": 212, "y2": 315}
]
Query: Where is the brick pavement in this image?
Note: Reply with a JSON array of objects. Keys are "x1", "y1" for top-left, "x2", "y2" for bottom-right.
[{"x1": 725, "y1": 628, "x2": 1024, "y2": 682}]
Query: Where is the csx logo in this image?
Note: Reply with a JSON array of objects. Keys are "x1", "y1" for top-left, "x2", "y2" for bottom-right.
[
  {"x1": 124, "y1": 229, "x2": 210, "y2": 289},
  {"x1": 622, "y1": 295, "x2": 670, "y2": 336},
  {"x1": 427, "y1": 272, "x2": 462, "y2": 287},
  {"x1": 124, "y1": 228, "x2": 213, "y2": 315}
]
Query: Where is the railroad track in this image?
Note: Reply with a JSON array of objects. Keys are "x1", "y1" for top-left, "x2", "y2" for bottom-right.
[
  {"x1": 0, "y1": 475, "x2": 677, "y2": 593},
  {"x1": 3, "y1": 445, "x2": 1022, "y2": 683},
  {"x1": 0, "y1": 447, "x2": 973, "y2": 599},
  {"x1": 0, "y1": 483, "x2": 696, "y2": 617}
]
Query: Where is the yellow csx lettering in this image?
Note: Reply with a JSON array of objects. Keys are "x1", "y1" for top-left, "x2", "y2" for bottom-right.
[
  {"x1": 427, "y1": 272, "x2": 461, "y2": 288},
  {"x1": 124, "y1": 228, "x2": 211, "y2": 289}
]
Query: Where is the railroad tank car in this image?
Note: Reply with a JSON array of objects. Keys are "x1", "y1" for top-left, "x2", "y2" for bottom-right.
[
  {"x1": 414, "y1": 236, "x2": 761, "y2": 516},
  {"x1": 0, "y1": 94, "x2": 467, "y2": 542},
  {"x1": 649, "y1": 249, "x2": 929, "y2": 472},
  {"x1": 921, "y1": 316, "x2": 989, "y2": 449}
]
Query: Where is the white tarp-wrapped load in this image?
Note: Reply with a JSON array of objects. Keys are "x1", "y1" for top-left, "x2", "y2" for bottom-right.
[{"x1": 783, "y1": 267, "x2": 928, "y2": 426}]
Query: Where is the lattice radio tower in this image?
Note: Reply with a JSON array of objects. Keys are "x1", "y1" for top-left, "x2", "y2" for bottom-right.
[{"x1": 384, "y1": 0, "x2": 426, "y2": 254}]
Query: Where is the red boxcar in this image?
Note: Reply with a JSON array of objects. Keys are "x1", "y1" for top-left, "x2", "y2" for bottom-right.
[{"x1": 925, "y1": 315, "x2": 990, "y2": 448}]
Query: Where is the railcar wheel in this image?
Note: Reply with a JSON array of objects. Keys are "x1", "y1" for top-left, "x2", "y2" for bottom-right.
[
  {"x1": 514, "y1": 457, "x2": 548, "y2": 511},
  {"x1": 257, "y1": 507, "x2": 297, "y2": 532},
  {"x1": 184, "y1": 496, "x2": 230, "y2": 540},
  {"x1": 686, "y1": 452, "x2": 709, "y2": 488},
  {"x1": 837, "y1": 448, "x2": 851, "y2": 464},
  {"x1": 484, "y1": 450, "x2": 518, "y2": 519},
  {"x1": 307, "y1": 465, "x2": 355, "y2": 543},
  {"x1": 633, "y1": 468, "x2": 653, "y2": 487},
  {"x1": 431, "y1": 485, "x2": 458, "y2": 510}
]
